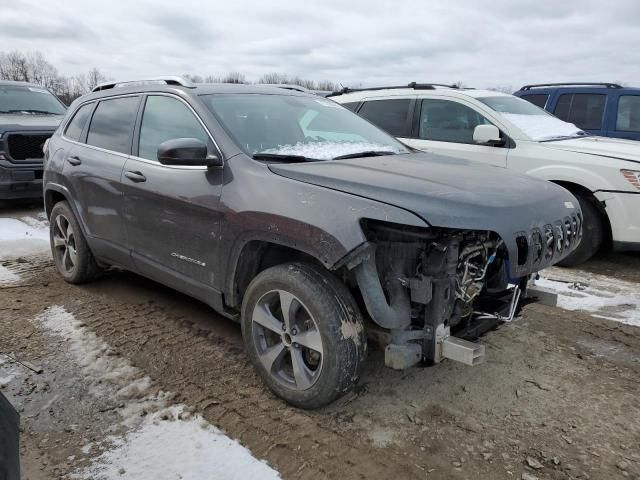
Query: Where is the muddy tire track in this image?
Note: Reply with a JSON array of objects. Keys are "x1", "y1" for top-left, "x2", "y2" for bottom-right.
[{"x1": 2, "y1": 258, "x2": 640, "y2": 479}]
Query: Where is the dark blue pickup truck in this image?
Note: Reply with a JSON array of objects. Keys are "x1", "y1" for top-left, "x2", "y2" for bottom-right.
[{"x1": 514, "y1": 82, "x2": 640, "y2": 141}]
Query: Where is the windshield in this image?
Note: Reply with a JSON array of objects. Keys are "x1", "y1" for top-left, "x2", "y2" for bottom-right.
[
  {"x1": 478, "y1": 95, "x2": 585, "y2": 141},
  {"x1": 0, "y1": 85, "x2": 66, "y2": 115},
  {"x1": 200, "y1": 94, "x2": 410, "y2": 160}
]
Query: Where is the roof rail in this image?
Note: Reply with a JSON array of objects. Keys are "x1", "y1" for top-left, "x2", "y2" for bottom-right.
[
  {"x1": 261, "y1": 84, "x2": 311, "y2": 93},
  {"x1": 519, "y1": 82, "x2": 623, "y2": 91},
  {"x1": 327, "y1": 82, "x2": 459, "y2": 97},
  {"x1": 91, "y1": 76, "x2": 196, "y2": 93}
]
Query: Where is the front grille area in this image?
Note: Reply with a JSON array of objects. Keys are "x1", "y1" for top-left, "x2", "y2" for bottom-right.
[
  {"x1": 513, "y1": 212, "x2": 583, "y2": 272},
  {"x1": 6, "y1": 133, "x2": 50, "y2": 161}
]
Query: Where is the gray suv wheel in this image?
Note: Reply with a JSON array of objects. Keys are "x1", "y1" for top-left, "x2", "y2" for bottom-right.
[
  {"x1": 241, "y1": 262, "x2": 366, "y2": 409},
  {"x1": 49, "y1": 201, "x2": 100, "y2": 284}
]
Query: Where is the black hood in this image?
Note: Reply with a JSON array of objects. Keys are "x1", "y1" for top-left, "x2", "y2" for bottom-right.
[{"x1": 269, "y1": 152, "x2": 581, "y2": 277}]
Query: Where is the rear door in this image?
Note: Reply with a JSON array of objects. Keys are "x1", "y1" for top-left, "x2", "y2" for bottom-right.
[
  {"x1": 121, "y1": 94, "x2": 225, "y2": 301},
  {"x1": 62, "y1": 95, "x2": 140, "y2": 266},
  {"x1": 401, "y1": 97, "x2": 508, "y2": 167},
  {"x1": 551, "y1": 91, "x2": 607, "y2": 136}
]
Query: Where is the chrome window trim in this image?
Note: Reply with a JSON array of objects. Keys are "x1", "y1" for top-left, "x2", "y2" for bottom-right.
[{"x1": 61, "y1": 91, "x2": 221, "y2": 171}]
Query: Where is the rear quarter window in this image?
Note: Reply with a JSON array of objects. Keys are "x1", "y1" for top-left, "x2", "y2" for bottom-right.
[
  {"x1": 357, "y1": 99, "x2": 412, "y2": 137},
  {"x1": 616, "y1": 95, "x2": 640, "y2": 132},
  {"x1": 86, "y1": 96, "x2": 140, "y2": 154},
  {"x1": 341, "y1": 102, "x2": 360, "y2": 112},
  {"x1": 64, "y1": 103, "x2": 94, "y2": 142}
]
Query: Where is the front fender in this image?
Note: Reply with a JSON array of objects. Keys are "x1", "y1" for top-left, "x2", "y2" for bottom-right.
[{"x1": 525, "y1": 164, "x2": 612, "y2": 193}]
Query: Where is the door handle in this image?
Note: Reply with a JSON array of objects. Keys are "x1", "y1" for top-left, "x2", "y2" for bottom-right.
[
  {"x1": 124, "y1": 170, "x2": 147, "y2": 183},
  {"x1": 66, "y1": 155, "x2": 82, "y2": 166}
]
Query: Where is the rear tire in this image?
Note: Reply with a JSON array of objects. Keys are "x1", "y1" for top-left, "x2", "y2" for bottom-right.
[
  {"x1": 557, "y1": 192, "x2": 604, "y2": 267},
  {"x1": 241, "y1": 262, "x2": 366, "y2": 409},
  {"x1": 50, "y1": 201, "x2": 101, "y2": 284}
]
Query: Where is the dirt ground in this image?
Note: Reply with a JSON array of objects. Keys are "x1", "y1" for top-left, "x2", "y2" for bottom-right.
[{"x1": 1, "y1": 202, "x2": 639, "y2": 480}]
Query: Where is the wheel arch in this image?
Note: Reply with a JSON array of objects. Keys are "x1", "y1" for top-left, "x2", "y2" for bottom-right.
[
  {"x1": 550, "y1": 180, "x2": 613, "y2": 245},
  {"x1": 226, "y1": 238, "x2": 334, "y2": 310},
  {"x1": 44, "y1": 184, "x2": 90, "y2": 238}
]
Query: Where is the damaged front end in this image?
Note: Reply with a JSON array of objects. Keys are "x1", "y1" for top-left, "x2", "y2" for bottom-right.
[{"x1": 346, "y1": 220, "x2": 568, "y2": 370}]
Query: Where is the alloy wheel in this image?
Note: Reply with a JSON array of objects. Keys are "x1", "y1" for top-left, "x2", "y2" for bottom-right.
[
  {"x1": 52, "y1": 214, "x2": 77, "y2": 274},
  {"x1": 251, "y1": 289, "x2": 324, "y2": 391}
]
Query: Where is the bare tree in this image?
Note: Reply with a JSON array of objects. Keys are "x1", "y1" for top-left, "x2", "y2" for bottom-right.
[
  {"x1": 316, "y1": 80, "x2": 337, "y2": 91},
  {"x1": 486, "y1": 85, "x2": 514, "y2": 93},
  {"x1": 257, "y1": 72, "x2": 289, "y2": 85},
  {"x1": 221, "y1": 72, "x2": 246, "y2": 84},
  {"x1": 85, "y1": 67, "x2": 107, "y2": 91}
]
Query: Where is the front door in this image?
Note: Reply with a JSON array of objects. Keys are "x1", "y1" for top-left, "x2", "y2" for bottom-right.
[
  {"x1": 121, "y1": 94, "x2": 224, "y2": 300},
  {"x1": 402, "y1": 97, "x2": 509, "y2": 167},
  {"x1": 62, "y1": 95, "x2": 141, "y2": 266}
]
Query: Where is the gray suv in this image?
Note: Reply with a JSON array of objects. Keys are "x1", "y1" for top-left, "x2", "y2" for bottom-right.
[
  {"x1": 43, "y1": 77, "x2": 581, "y2": 408},
  {"x1": 0, "y1": 81, "x2": 66, "y2": 199}
]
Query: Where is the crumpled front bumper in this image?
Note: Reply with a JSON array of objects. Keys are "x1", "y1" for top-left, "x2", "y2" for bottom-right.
[{"x1": 507, "y1": 210, "x2": 583, "y2": 279}]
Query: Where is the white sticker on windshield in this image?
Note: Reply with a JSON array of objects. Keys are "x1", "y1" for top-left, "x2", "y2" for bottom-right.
[{"x1": 28, "y1": 87, "x2": 49, "y2": 94}]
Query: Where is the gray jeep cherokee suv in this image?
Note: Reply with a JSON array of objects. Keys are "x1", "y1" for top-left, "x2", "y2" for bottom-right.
[
  {"x1": 43, "y1": 77, "x2": 581, "y2": 408},
  {"x1": 0, "y1": 81, "x2": 66, "y2": 199}
]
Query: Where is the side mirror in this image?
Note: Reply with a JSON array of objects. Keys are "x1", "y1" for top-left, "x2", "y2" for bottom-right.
[
  {"x1": 473, "y1": 124, "x2": 503, "y2": 146},
  {"x1": 157, "y1": 138, "x2": 222, "y2": 167}
]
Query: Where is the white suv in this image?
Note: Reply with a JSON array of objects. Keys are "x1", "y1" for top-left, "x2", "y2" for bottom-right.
[{"x1": 331, "y1": 83, "x2": 640, "y2": 265}]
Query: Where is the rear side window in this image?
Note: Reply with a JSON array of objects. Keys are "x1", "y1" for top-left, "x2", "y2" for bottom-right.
[
  {"x1": 616, "y1": 95, "x2": 640, "y2": 132},
  {"x1": 341, "y1": 102, "x2": 360, "y2": 112},
  {"x1": 520, "y1": 94, "x2": 548, "y2": 109},
  {"x1": 358, "y1": 99, "x2": 412, "y2": 136},
  {"x1": 64, "y1": 103, "x2": 93, "y2": 142},
  {"x1": 138, "y1": 96, "x2": 209, "y2": 161},
  {"x1": 87, "y1": 96, "x2": 140, "y2": 154},
  {"x1": 419, "y1": 98, "x2": 492, "y2": 144},
  {"x1": 554, "y1": 94, "x2": 606, "y2": 130}
]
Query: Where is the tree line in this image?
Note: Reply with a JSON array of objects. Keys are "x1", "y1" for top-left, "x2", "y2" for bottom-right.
[{"x1": 0, "y1": 50, "x2": 339, "y2": 105}]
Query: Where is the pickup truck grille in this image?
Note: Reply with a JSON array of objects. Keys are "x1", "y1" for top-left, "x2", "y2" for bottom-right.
[{"x1": 5, "y1": 133, "x2": 50, "y2": 162}]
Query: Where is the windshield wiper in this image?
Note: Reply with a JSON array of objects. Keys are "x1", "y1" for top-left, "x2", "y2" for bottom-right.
[
  {"x1": 252, "y1": 153, "x2": 319, "y2": 163},
  {"x1": 540, "y1": 133, "x2": 590, "y2": 142},
  {"x1": 6, "y1": 109, "x2": 61, "y2": 115},
  {"x1": 333, "y1": 150, "x2": 396, "y2": 160}
]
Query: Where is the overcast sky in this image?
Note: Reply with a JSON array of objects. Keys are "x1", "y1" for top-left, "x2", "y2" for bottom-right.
[{"x1": 1, "y1": 0, "x2": 639, "y2": 89}]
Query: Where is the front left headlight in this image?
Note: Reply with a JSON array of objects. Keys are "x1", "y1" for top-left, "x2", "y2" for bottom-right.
[{"x1": 621, "y1": 170, "x2": 640, "y2": 190}]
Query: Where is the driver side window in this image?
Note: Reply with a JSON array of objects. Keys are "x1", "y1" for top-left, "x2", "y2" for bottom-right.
[
  {"x1": 138, "y1": 96, "x2": 209, "y2": 161},
  {"x1": 419, "y1": 98, "x2": 493, "y2": 144}
]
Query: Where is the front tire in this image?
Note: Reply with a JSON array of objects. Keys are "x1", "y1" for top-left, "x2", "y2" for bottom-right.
[
  {"x1": 241, "y1": 262, "x2": 366, "y2": 409},
  {"x1": 50, "y1": 201, "x2": 100, "y2": 284},
  {"x1": 557, "y1": 192, "x2": 604, "y2": 267}
]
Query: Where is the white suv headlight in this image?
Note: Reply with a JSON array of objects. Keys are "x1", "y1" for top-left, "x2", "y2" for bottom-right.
[{"x1": 621, "y1": 170, "x2": 640, "y2": 190}]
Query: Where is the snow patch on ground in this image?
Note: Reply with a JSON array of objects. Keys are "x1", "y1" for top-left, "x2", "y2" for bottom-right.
[
  {"x1": 35, "y1": 306, "x2": 280, "y2": 479},
  {"x1": 72, "y1": 405, "x2": 280, "y2": 480},
  {"x1": 537, "y1": 267, "x2": 640, "y2": 326},
  {"x1": 35, "y1": 306, "x2": 156, "y2": 404},
  {"x1": 261, "y1": 141, "x2": 398, "y2": 160},
  {"x1": 0, "y1": 265, "x2": 21, "y2": 285},
  {"x1": 0, "y1": 355, "x2": 19, "y2": 388},
  {"x1": 0, "y1": 217, "x2": 50, "y2": 259}
]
